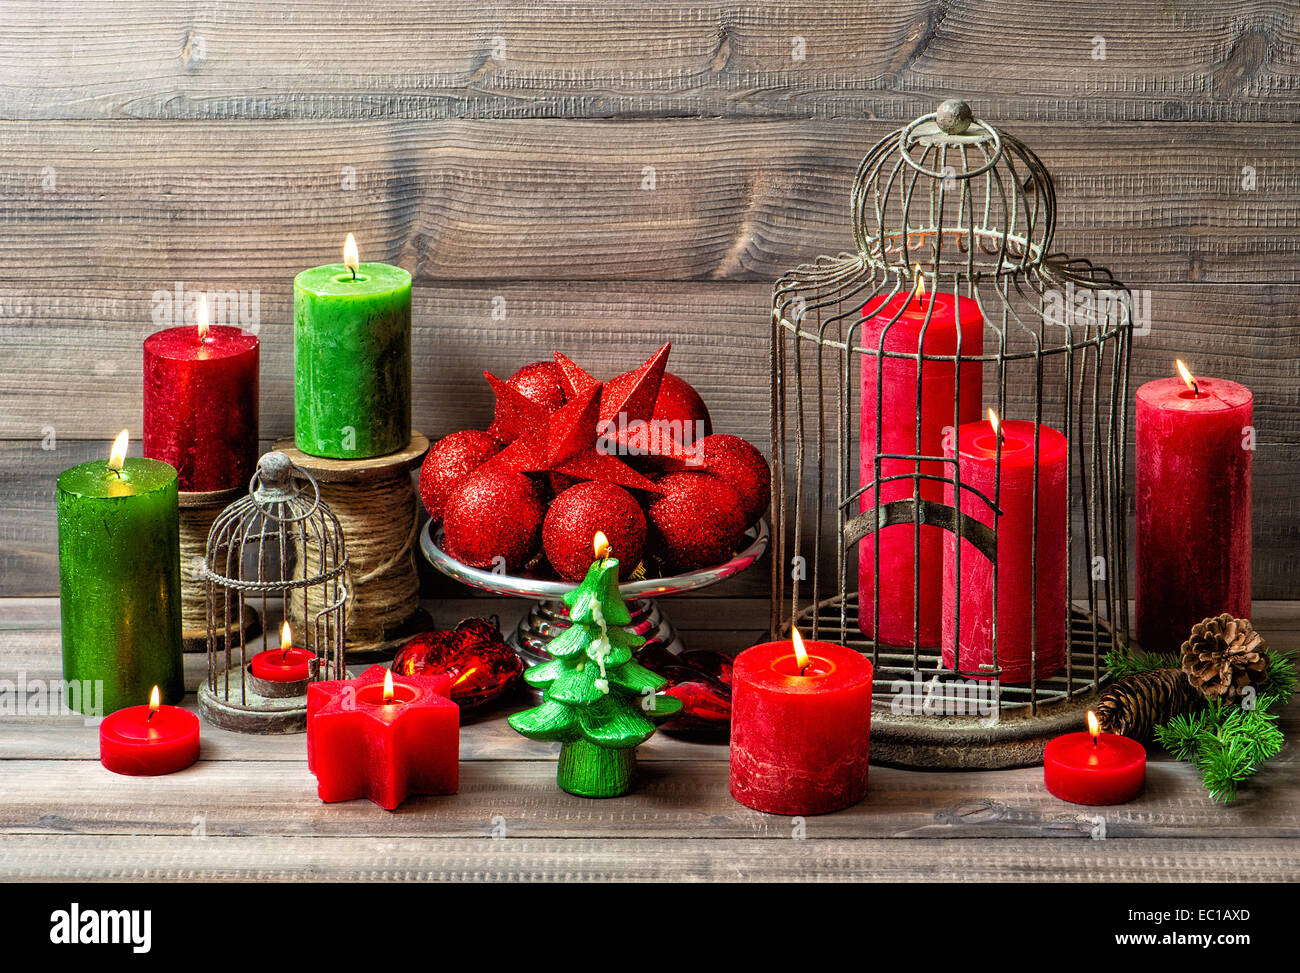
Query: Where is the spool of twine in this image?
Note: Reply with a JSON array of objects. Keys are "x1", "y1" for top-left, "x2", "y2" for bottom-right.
[
  {"x1": 179, "y1": 486, "x2": 258, "y2": 651},
  {"x1": 276, "y1": 433, "x2": 430, "y2": 656},
  {"x1": 288, "y1": 470, "x2": 421, "y2": 649}
]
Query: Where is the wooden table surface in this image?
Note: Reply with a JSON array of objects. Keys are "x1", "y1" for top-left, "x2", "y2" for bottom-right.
[{"x1": 3, "y1": 597, "x2": 1298, "y2": 883}]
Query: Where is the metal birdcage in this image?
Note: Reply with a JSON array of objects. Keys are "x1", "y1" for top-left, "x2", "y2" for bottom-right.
[
  {"x1": 197, "y1": 451, "x2": 348, "y2": 733},
  {"x1": 771, "y1": 100, "x2": 1133, "y2": 768}
]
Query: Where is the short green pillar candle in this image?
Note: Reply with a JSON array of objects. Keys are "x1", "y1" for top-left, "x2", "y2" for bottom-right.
[
  {"x1": 57, "y1": 436, "x2": 184, "y2": 716},
  {"x1": 294, "y1": 237, "x2": 412, "y2": 459}
]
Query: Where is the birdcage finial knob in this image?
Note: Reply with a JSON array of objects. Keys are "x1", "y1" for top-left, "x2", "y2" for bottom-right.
[
  {"x1": 258, "y1": 451, "x2": 293, "y2": 489},
  {"x1": 935, "y1": 99, "x2": 973, "y2": 135}
]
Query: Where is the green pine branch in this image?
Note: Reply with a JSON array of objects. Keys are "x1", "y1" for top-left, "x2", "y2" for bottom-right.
[{"x1": 1149, "y1": 649, "x2": 1296, "y2": 803}]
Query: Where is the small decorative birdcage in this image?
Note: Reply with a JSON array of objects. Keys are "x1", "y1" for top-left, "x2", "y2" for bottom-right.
[
  {"x1": 771, "y1": 100, "x2": 1133, "y2": 768},
  {"x1": 197, "y1": 451, "x2": 348, "y2": 733}
]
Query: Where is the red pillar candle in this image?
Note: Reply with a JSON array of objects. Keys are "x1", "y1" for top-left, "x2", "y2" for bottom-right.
[
  {"x1": 1044, "y1": 711, "x2": 1146, "y2": 805},
  {"x1": 858, "y1": 286, "x2": 982, "y2": 647},
  {"x1": 1136, "y1": 362, "x2": 1252, "y2": 652},
  {"x1": 730, "y1": 631, "x2": 872, "y2": 815},
  {"x1": 249, "y1": 622, "x2": 315, "y2": 682},
  {"x1": 144, "y1": 294, "x2": 259, "y2": 492},
  {"x1": 99, "y1": 686, "x2": 200, "y2": 776},
  {"x1": 942, "y1": 413, "x2": 1067, "y2": 682},
  {"x1": 307, "y1": 665, "x2": 458, "y2": 810}
]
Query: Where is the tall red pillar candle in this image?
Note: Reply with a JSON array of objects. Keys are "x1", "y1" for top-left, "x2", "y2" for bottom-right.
[
  {"x1": 1136, "y1": 364, "x2": 1252, "y2": 652},
  {"x1": 144, "y1": 296, "x2": 259, "y2": 492},
  {"x1": 943, "y1": 415, "x2": 1067, "y2": 682},
  {"x1": 307, "y1": 665, "x2": 458, "y2": 810},
  {"x1": 859, "y1": 288, "x2": 982, "y2": 647},
  {"x1": 99, "y1": 686, "x2": 200, "y2": 777},
  {"x1": 1043, "y1": 711, "x2": 1146, "y2": 805},
  {"x1": 730, "y1": 632, "x2": 872, "y2": 815}
]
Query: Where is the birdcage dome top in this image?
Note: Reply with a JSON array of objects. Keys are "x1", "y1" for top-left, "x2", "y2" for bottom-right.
[{"x1": 851, "y1": 100, "x2": 1056, "y2": 278}]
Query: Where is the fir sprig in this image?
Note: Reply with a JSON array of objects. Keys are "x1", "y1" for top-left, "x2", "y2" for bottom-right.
[
  {"x1": 1105, "y1": 647, "x2": 1181, "y2": 679},
  {"x1": 1147, "y1": 652, "x2": 1296, "y2": 803}
]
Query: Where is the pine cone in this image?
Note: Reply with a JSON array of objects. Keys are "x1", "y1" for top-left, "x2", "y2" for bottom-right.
[
  {"x1": 1095, "y1": 668, "x2": 1204, "y2": 742},
  {"x1": 1180, "y1": 614, "x2": 1268, "y2": 703}
]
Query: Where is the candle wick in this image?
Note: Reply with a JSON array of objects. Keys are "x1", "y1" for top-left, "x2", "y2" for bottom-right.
[
  {"x1": 147, "y1": 709, "x2": 157, "y2": 722},
  {"x1": 350, "y1": 266, "x2": 357, "y2": 281},
  {"x1": 1192, "y1": 380, "x2": 1200, "y2": 397},
  {"x1": 800, "y1": 663, "x2": 809, "y2": 676}
]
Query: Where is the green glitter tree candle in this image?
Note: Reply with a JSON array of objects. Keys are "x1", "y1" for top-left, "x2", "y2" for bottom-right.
[
  {"x1": 293, "y1": 235, "x2": 412, "y2": 459},
  {"x1": 57, "y1": 433, "x2": 184, "y2": 716}
]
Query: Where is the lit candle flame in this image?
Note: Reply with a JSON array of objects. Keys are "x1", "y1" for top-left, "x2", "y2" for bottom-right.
[
  {"x1": 913, "y1": 263, "x2": 926, "y2": 299},
  {"x1": 382, "y1": 668, "x2": 395, "y2": 705},
  {"x1": 1175, "y1": 359, "x2": 1199, "y2": 396},
  {"x1": 196, "y1": 292, "x2": 210, "y2": 340},
  {"x1": 107, "y1": 429, "x2": 129, "y2": 472},
  {"x1": 280, "y1": 620, "x2": 293, "y2": 659},
  {"x1": 148, "y1": 685, "x2": 161, "y2": 720},
  {"x1": 791, "y1": 628, "x2": 810, "y2": 672},
  {"x1": 343, "y1": 233, "x2": 360, "y2": 279},
  {"x1": 1087, "y1": 709, "x2": 1100, "y2": 745},
  {"x1": 987, "y1": 408, "x2": 1001, "y2": 439},
  {"x1": 593, "y1": 530, "x2": 611, "y2": 560}
]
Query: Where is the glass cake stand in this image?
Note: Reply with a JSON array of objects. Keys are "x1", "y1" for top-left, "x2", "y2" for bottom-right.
[{"x1": 420, "y1": 520, "x2": 769, "y2": 667}]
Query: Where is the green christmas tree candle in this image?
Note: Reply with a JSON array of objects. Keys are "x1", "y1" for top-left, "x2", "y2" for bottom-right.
[
  {"x1": 294, "y1": 234, "x2": 412, "y2": 459},
  {"x1": 509, "y1": 532, "x2": 682, "y2": 797},
  {"x1": 57, "y1": 431, "x2": 184, "y2": 716}
]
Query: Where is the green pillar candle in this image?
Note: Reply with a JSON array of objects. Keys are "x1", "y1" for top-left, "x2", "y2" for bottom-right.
[
  {"x1": 57, "y1": 438, "x2": 184, "y2": 716},
  {"x1": 294, "y1": 239, "x2": 412, "y2": 459}
]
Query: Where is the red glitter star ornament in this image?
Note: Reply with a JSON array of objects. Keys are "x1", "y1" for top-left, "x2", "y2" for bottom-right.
[
  {"x1": 494, "y1": 384, "x2": 660, "y2": 494},
  {"x1": 306, "y1": 665, "x2": 459, "y2": 811},
  {"x1": 484, "y1": 370, "x2": 549, "y2": 444}
]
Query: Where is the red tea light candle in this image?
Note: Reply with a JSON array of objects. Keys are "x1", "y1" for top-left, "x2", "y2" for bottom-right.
[
  {"x1": 942, "y1": 409, "x2": 1067, "y2": 683},
  {"x1": 249, "y1": 621, "x2": 315, "y2": 683},
  {"x1": 1044, "y1": 711, "x2": 1146, "y2": 805},
  {"x1": 730, "y1": 629, "x2": 873, "y2": 815},
  {"x1": 858, "y1": 273, "x2": 983, "y2": 648},
  {"x1": 144, "y1": 292, "x2": 259, "y2": 492},
  {"x1": 307, "y1": 665, "x2": 458, "y2": 810},
  {"x1": 99, "y1": 686, "x2": 200, "y2": 777},
  {"x1": 1136, "y1": 360, "x2": 1252, "y2": 652}
]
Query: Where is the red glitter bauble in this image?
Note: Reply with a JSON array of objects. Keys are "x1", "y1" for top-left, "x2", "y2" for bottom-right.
[
  {"x1": 699, "y1": 434, "x2": 770, "y2": 528},
  {"x1": 442, "y1": 468, "x2": 545, "y2": 571},
  {"x1": 647, "y1": 471, "x2": 746, "y2": 573},
  {"x1": 653, "y1": 373, "x2": 713, "y2": 438},
  {"x1": 392, "y1": 618, "x2": 524, "y2": 715},
  {"x1": 419, "y1": 430, "x2": 502, "y2": 522},
  {"x1": 507, "y1": 360, "x2": 567, "y2": 413},
  {"x1": 543, "y1": 481, "x2": 646, "y2": 581}
]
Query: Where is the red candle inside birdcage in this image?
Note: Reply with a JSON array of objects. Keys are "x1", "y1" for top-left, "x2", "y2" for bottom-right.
[
  {"x1": 858, "y1": 279, "x2": 983, "y2": 648},
  {"x1": 942, "y1": 411, "x2": 1067, "y2": 683}
]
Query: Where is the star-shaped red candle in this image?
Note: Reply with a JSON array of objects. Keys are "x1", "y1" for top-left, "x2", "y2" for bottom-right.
[{"x1": 306, "y1": 665, "x2": 459, "y2": 811}]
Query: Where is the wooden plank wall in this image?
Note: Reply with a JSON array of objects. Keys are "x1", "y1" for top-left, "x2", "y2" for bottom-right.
[{"x1": 1, "y1": 1, "x2": 1297, "y2": 601}]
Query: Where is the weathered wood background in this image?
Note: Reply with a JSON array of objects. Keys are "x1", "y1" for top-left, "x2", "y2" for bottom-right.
[{"x1": 1, "y1": 1, "x2": 1298, "y2": 601}]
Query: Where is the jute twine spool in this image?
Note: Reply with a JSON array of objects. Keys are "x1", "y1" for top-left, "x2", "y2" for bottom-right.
[
  {"x1": 179, "y1": 486, "x2": 259, "y2": 652},
  {"x1": 274, "y1": 433, "x2": 431, "y2": 657}
]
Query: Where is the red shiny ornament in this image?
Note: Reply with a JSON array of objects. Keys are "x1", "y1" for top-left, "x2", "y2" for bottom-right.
[
  {"x1": 654, "y1": 372, "x2": 713, "y2": 438},
  {"x1": 484, "y1": 370, "x2": 549, "y2": 444},
  {"x1": 419, "y1": 429, "x2": 502, "y2": 522},
  {"x1": 647, "y1": 471, "x2": 747, "y2": 572},
  {"x1": 507, "y1": 360, "x2": 567, "y2": 413},
  {"x1": 392, "y1": 618, "x2": 524, "y2": 714},
  {"x1": 442, "y1": 467, "x2": 545, "y2": 570},
  {"x1": 664, "y1": 681, "x2": 732, "y2": 736},
  {"x1": 554, "y1": 351, "x2": 600, "y2": 400},
  {"x1": 700, "y1": 433, "x2": 771, "y2": 529},
  {"x1": 543, "y1": 481, "x2": 647, "y2": 581}
]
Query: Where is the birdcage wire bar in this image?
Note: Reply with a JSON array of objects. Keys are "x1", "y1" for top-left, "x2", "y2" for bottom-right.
[
  {"x1": 770, "y1": 101, "x2": 1133, "y2": 767},
  {"x1": 197, "y1": 452, "x2": 348, "y2": 731}
]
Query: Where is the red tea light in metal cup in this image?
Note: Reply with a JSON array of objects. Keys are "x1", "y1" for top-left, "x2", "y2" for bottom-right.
[
  {"x1": 99, "y1": 685, "x2": 201, "y2": 777},
  {"x1": 249, "y1": 621, "x2": 315, "y2": 682},
  {"x1": 1043, "y1": 710, "x2": 1146, "y2": 805}
]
